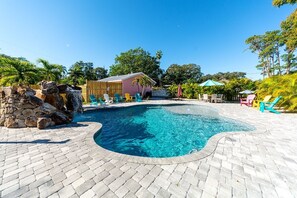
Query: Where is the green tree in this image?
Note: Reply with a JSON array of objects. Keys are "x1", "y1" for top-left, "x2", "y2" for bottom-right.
[
  {"x1": 246, "y1": 31, "x2": 284, "y2": 77},
  {"x1": 281, "y1": 53, "x2": 297, "y2": 73},
  {"x1": 68, "y1": 63, "x2": 84, "y2": 86},
  {"x1": 273, "y1": 0, "x2": 297, "y2": 74},
  {"x1": 73, "y1": 61, "x2": 97, "y2": 80},
  {"x1": 200, "y1": 72, "x2": 246, "y2": 82},
  {"x1": 0, "y1": 56, "x2": 39, "y2": 86},
  {"x1": 163, "y1": 63, "x2": 202, "y2": 84},
  {"x1": 273, "y1": 0, "x2": 297, "y2": 6},
  {"x1": 132, "y1": 75, "x2": 155, "y2": 96},
  {"x1": 109, "y1": 47, "x2": 163, "y2": 83},
  {"x1": 94, "y1": 67, "x2": 108, "y2": 79},
  {"x1": 37, "y1": 58, "x2": 66, "y2": 82},
  {"x1": 256, "y1": 73, "x2": 297, "y2": 111}
]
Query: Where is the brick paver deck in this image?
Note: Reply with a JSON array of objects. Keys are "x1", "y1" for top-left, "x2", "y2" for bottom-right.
[{"x1": 1, "y1": 100, "x2": 297, "y2": 198}]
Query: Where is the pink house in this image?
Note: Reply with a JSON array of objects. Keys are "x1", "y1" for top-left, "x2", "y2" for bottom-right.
[{"x1": 98, "y1": 72, "x2": 156, "y2": 97}]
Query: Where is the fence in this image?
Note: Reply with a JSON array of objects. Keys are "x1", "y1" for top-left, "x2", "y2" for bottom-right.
[{"x1": 80, "y1": 80, "x2": 122, "y2": 102}]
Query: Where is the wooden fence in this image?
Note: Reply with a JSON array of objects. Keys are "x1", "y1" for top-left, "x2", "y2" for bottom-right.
[{"x1": 80, "y1": 80, "x2": 122, "y2": 102}]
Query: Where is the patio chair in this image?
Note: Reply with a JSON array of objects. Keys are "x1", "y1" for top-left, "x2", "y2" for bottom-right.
[
  {"x1": 114, "y1": 93, "x2": 123, "y2": 103},
  {"x1": 135, "y1": 93, "x2": 142, "y2": 102},
  {"x1": 103, "y1": 94, "x2": 113, "y2": 104},
  {"x1": 253, "y1": 95, "x2": 272, "y2": 108},
  {"x1": 240, "y1": 94, "x2": 256, "y2": 107},
  {"x1": 197, "y1": 94, "x2": 202, "y2": 101},
  {"x1": 89, "y1": 94, "x2": 98, "y2": 106},
  {"x1": 210, "y1": 94, "x2": 217, "y2": 103},
  {"x1": 125, "y1": 93, "x2": 133, "y2": 102},
  {"x1": 260, "y1": 96, "x2": 282, "y2": 114},
  {"x1": 212, "y1": 94, "x2": 223, "y2": 103},
  {"x1": 98, "y1": 98, "x2": 107, "y2": 106},
  {"x1": 202, "y1": 94, "x2": 209, "y2": 102}
]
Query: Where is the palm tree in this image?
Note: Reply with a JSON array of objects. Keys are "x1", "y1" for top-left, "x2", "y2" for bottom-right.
[
  {"x1": 68, "y1": 64, "x2": 84, "y2": 86},
  {"x1": 0, "y1": 56, "x2": 38, "y2": 86},
  {"x1": 132, "y1": 75, "x2": 155, "y2": 97},
  {"x1": 37, "y1": 58, "x2": 65, "y2": 82}
]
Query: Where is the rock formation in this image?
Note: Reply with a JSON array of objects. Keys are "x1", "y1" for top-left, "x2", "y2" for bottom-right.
[{"x1": 0, "y1": 82, "x2": 83, "y2": 129}]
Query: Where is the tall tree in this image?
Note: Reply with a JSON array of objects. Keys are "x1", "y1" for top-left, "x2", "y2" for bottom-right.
[
  {"x1": 163, "y1": 63, "x2": 202, "y2": 84},
  {"x1": 68, "y1": 63, "x2": 84, "y2": 86},
  {"x1": 37, "y1": 58, "x2": 66, "y2": 82},
  {"x1": 273, "y1": 0, "x2": 297, "y2": 6},
  {"x1": 94, "y1": 67, "x2": 108, "y2": 79},
  {"x1": 273, "y1": 0, "x2": 297, "y2": 74},
  {"x1": 109, "y1": 47, "x2": 163, "y2": 82},
  {"x1": 246, "y1": 31, "x2": 284, "y2": 77},
  {"x1": 200, "y1": 72, "x2": 246, "y2": 82},
  {"x1": 0, "y1": 56, "x2": 39, "y2": 86}
]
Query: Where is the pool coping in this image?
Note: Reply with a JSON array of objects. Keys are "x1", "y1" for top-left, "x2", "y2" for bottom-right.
[{"x1": 82, "y1": 102, "x2": 268, "y2": 164}]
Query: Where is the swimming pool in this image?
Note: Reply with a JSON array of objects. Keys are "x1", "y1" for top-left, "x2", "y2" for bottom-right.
[{"x1": 74, "y1": 104, "x2": 255, "y2": 158}]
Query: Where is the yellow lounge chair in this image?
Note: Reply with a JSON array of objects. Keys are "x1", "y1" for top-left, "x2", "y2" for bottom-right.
[
  {"x1": 125, "y1": 93, "x2": 133, "y2": 102},
  {"x1": 253, "y1": 95, "x2": 272, "y2": 108}
]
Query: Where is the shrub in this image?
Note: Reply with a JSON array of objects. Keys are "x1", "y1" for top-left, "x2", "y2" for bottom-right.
[{"x1": 256, "y1": 73, "x2": 297, "y2": 111}]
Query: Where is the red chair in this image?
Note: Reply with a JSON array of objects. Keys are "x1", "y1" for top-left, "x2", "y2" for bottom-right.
[{"x1": 240, "y1": 94, "x2": 256, "y2": 107}]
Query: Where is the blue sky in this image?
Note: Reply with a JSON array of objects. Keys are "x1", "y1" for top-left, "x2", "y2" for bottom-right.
[{"x1": 0, "y1": 0, "x2": 295, "y2": 79}]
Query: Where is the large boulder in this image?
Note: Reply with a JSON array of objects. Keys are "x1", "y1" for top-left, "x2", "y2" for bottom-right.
[
  {"x1": 66, "y1": 90, "x2": 83, "y2": 113},
  {"x1": 35, "y1": 90, "x2": 46, "y2": 101},
  {"x1": 27, "y1": 95, "x2": 44, "y2": 106},
  {"x1": 41, "y1": 103, "x2": 57, "y2": 114},
  {"x1": 37, "y1": 117, "x2": 54, "y2": 129},
  {"x1": 41, "y1": 81, "x2": 59, "y2": 94},
  {"x1": 57, "y1": 84, "x2": 68, "y2": 93},
  {"x1": 0, "y1": 82, "x2": 83, "y2": 129},
  {"x1": 25, "y1": 116, "x2": 37, "y2": 127},
  {"x1": 44, "y1": 93, "x2": 65, "y2": 111},
  {"x1": 50, "y1": 111, "x2": 72, "y2": 125},
  {"x1": 4, "y1": 117, "x2": 18, "y2": 128}
]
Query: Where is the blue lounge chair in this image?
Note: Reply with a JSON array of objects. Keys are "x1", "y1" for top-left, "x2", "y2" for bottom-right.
[
  {"x1": 89, "y1": 94, "x2": 98, "y2": 106},
  {"x1": 114, "y1": 93, "x2": 123, "y2": 103},
  {"x1": 98, "y1": 98, "x2": 107, "y2": 106},
  {"x1": 260, "y1": 96, "x2": 282, "y2": 114},
  {"x1": 135, "y1": 93, "x2": 142, "y2": 102}
]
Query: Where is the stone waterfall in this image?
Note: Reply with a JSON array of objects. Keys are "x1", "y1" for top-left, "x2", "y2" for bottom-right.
[{"x1": 0, "y1": 81, "x2": 83, "y2": 129}]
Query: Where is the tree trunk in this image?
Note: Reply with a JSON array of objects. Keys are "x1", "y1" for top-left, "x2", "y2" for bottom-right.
[
  {"x1": 267, "y1": 57, "x2": 272, "y2": 77},
  {"x1": 276, "y1": 47, "x2": 281, "y2": 75},
  {"x1": 286, "y1": 50, "x2": 293, "y2": 74}
]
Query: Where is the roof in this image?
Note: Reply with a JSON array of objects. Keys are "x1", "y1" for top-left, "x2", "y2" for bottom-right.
[{"x1": 98, "y1": 72, "x2": 156, "y2": 85}]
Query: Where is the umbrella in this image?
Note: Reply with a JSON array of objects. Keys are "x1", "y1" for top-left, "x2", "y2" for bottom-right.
[
  {"x1": 177, "y1": 84, "x2": 182, "y2": 97},
  {"x1": 239, "y1": 90, "x2": 254, "y2": 94},
  {"x1": 199, "y1": 79, "x2": 224, "y2": 87}
]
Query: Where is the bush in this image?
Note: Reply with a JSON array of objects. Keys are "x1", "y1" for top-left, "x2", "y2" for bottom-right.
[{"x1": 256, "y1": 73, "x2": 297, "y2": 111}]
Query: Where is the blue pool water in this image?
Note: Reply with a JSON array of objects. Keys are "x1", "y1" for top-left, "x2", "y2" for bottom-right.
[{"x1": 74, "y1": 104, "x2": 255, "y2": 158}]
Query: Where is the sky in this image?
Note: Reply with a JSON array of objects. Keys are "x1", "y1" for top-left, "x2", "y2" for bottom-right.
[{"x1": 0, "y1": 0, "x2": 295, "y2": 80}]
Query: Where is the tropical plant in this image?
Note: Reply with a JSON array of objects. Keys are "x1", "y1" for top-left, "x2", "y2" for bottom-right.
[
  {"x1": 37, "y1": 58, "x2": 66, "y2": 82},
  {"x1": 256, "y1": 73, "x2": 297, "y2": 111},
  {"x1": 167, "y1": 84, "x2": 178, "y2": 97},
  {"x1": 166, "y1": 78, "x2": 256, "y2": 100},
  {"x1": 181, "y1": 83, "x2": 202, "y2": 99},
  {"x1": 68, "y1": 63, "x2": 85, "y2": 86},
  {"x1": 132, "y1": 75, "x2": 155, "y2": 97},
  {"x1": 0, "y1": 56, "x2": 39, "y2": 86}
]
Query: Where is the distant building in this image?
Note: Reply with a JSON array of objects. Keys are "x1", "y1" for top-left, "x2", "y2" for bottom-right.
[{"x1": 98, "y1": 72, "x2": 156, "y2": 96}]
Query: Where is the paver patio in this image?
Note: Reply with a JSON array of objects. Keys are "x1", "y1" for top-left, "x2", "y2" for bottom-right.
[{"x1": 0, "y1": 100, "x2": 297, "y2": 198}]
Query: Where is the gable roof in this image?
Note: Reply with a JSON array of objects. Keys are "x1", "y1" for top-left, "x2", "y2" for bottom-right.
[{"x1": 98, "y1": 72, "x2": 156, "y2": 85}]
